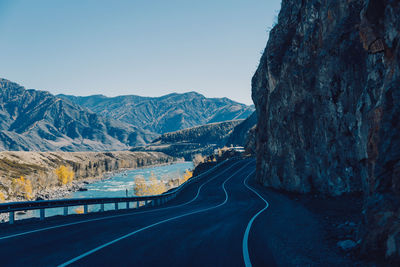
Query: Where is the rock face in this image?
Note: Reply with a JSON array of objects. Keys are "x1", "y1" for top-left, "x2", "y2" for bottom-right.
[
  {"x1": 0, "y1": 79, "x2": 155, "y2": 151},
  {"x1": 252, "y1": 0, "x2": 399, "y2": 262},
  {"x1": 59, "y1": 92, "x2": 254, "y2": 134}
]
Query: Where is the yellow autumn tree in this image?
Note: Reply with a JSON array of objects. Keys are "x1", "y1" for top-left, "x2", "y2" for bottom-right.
[
  {"x1": 0, "y1": 192, "x2": 5, "y2": 202},
  {"x1": 179, "y1": 170, "x2": 193, "y2": 185},
  {"x1": 134, "y1": 173, "x2": 167, "y2": 196},
  {"x1": 134, "y1": 175, "x2": 147, "y2": 196},
  {"x1": 148, "y1": 175, "x2": 167, "y2": 195},
  {"x1": 12, "y1": 176, "x2": 33, "y2": 200},
  {"x1": 55, "y1": 165, "x2": 74, "y2": 185}
]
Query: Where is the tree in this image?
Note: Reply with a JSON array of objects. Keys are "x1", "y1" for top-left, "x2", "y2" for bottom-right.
[
  {"x1": 12, "y1": 176, "x2": 33, "y2": 200},
  {"x1": 179, "y1": 170, "x2": 193, "y2": 185},
  {"x1": 134, "y1": 175, "x2": 147, "y2": 196},
  {"x1": 193, "y1": 154, "x2": 205, "y2": 167},
  {"x1": 55, "y1": 165, "x2": 74, "y2": 185},
  {"x1": 134, "y1": 173, "x2": 167, "y2": 196},
  {"x1": 148, "y1": 175, "x2": 167, "y2": 195}
]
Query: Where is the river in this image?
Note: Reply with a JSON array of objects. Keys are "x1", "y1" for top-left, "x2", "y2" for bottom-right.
[{"x1": 14, "y1": 162, "x2": 193, "y2": 221}]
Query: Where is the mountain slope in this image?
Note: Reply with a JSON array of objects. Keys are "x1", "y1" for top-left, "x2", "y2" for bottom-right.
[
  {"x1": 58, "y1": 92, "x2": 254, "y2": 134},
  {"x1": 0, "y1": 79, "x2": 156, "y2": 151},
  {"x1": 226, "y1": 111, "x2": 257, "y2": 147},
  {"x1": 152, "y1": 120, "x2": 243, "y2": 146},
  {"x1": 131, "y1": 120, "x2": 243, "y2": 160}
]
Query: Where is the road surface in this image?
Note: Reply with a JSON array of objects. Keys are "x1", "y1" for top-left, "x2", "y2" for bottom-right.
[
  {"x1": 0, "y1": 158, "x2": 354, "y2": 266},
  {"x1": 0, "y1": 159, "x2": 271, "y2": 266}
]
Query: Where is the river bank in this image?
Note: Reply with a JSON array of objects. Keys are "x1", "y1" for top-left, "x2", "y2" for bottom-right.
[
  {"x1": 0, "y1": 151, "x2": 178, "y2": 201},
  {"x1": 34, "y1": 160, "x2": 188, "y2": 201},
  {"x1": 0, "y1": 160, "x2": 191, "y2": 222}
]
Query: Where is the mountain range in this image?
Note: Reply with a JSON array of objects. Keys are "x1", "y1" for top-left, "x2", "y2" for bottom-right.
[
  {"x1": 0, "y1": 78, "x2": 254, "y2": 151},
  {"x1": 58, "y1": 92, "x2": 254, "y2": 134}
]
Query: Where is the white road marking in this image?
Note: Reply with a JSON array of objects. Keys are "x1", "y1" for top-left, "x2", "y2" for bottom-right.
[
  {"x1": 0, "y1": 160, "x2": 243, "y2": 241},
  {"x1": 58, "y1": 161, "x2": 255, "y2": 267},
  {"x1": 242, "y1": 173, "x2": 269, "y2": 267}
]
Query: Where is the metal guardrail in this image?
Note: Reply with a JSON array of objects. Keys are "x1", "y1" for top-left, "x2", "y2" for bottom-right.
[{"x1": 0, "y1": 158, "x2": 239, "y2": 224}]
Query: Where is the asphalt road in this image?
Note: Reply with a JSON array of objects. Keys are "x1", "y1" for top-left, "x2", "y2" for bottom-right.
[
  {"x1": 0, "y1": 158, "x2": 353, "y2": 267},
  {"x1": 0, "y1": 158, "x2": 275, "y2": 266}
]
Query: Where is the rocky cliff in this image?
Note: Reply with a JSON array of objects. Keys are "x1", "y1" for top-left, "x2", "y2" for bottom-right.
[{"x1": 252, "y1": 0, "x2": 399, "y2": 262}]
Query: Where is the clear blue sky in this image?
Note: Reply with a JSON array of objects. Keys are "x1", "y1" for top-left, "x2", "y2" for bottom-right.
[{"x1": 0, "y1": 0, "x2": 281, "y2": 105}]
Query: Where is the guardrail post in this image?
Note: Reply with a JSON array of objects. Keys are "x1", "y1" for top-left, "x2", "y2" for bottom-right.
[
  {"x1": 9, "y1": 211, "x2": 14, "y2": 224},
  {"x1": 40, "y1": 209, "x2": 45, "y2": 221},
  {"x1": 151, "y1": 200, "x2": 155, "y2": 207},
  {"x1": 64, "y1": 207, "x2": 68, "y2": 216},
  {"x1": 126, "y1": 202, "x2": 129, "y2": 209},
  {"x1": 100, "y1": 203, "x2": 104, "y2": 212},
  {"x1": 136, "y1": 201, "x2": 140, "y2": 208},
  {"x1": 115, "y1": 203, "x2": 118, "y2": 210},
  {"x1": 84, "y1": 205, "x2": 88, "y2": 214}
]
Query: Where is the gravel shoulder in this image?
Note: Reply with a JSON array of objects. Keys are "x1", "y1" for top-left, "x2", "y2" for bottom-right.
[{"x1": 248, "y1": 175, "x2": 375, "y2": 267}]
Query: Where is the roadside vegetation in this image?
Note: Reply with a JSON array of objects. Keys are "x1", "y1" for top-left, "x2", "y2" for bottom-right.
[
  {"x1": 75, "y1": 207, "x2": 84, "y2": 214},
  {"x1": 55, "y1": 165, "x2": 74, "y2": 185},
  {"x1": 11, "y1": 176, "x2": 33, "y2": 200},
  {"x1": 0, "y1": 164, "x2": 75, "y2": 202},
  {"x1": 0, "y1": 151, "x2": 175, "y2": 203},
  {"x1": 133, "y1": 170, "x2": 193, "y2": 196}
]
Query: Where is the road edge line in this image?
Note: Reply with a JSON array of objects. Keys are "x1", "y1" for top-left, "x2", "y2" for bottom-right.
[{"x1": 242, "y1": 172, "x2": 269, "y2": 267}]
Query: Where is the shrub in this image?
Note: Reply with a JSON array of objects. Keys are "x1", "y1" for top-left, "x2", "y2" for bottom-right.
[
  {"x1": 12, "y1": 176, "x2": 33, "y2": 200},
  {"x1": 75, "y1": 207, "x2": 84, "y2": 214}
]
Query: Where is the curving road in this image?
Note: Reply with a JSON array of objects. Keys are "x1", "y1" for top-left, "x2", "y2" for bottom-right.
[
  {"x1": 0, "y1": 158, "x2": 354, "y2": 267},
  {"x1": 0, "y1": 158, "x2": 276, "y2": 266}
]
